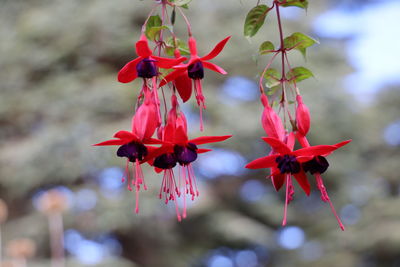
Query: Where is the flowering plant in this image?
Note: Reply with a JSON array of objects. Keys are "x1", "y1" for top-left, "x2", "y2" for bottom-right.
[{"x1": 243, "y1": 0, "x2": 351, "y2": 230}]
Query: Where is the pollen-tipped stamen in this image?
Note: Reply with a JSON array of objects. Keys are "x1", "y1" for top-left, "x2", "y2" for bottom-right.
[
  {"x1": 282, "y1": 174, "x2": 291, "y2": 226},
  {"x1": 315, "y1": 173, "x2": 345, "y2": 231},
  {"x1": 151, "y1": 77, "x2": 162, "y2": 126},
  {"x1": 160, "y1": 169, "x2": 182, "y2": 221},
  {"x1": 194, "y1": 79, "x2": 206, "y2": 131}
]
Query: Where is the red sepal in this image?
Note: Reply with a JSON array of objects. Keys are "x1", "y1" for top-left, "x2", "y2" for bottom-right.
[
  {"x1": 202, "y1": 61, "x2": 227, "y2": 75},
  {"x1": 201, "y1": 36, "x2": 231, "y2": 61},
  {"x1": 293, "y1": 171, "x2": 311, "y2": 195},
  {"x1": 136, "y1": 34, "x2": 152, "y2": 57},
  {"x1": 261, "y1": 137, "x2": 292, "y2": 154},
  {"x1": 92, "y1": 139, "x2": 127, "y2": 146},
  {"x1": 189, "y1": 135, "x2": 232, "y2": 145},
  {"x1": 117, "y1": 57, "x2": 141, "y2": 83},
  {"x1": 245, "y1": 155, "x2": 279, "y2": 169}
]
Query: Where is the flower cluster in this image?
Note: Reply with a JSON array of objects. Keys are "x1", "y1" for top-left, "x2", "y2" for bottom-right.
[
  {"x1": 244, "y1": 1, "x2": 351, "y2": 230},
  {"x1": 94, "y1": 1, "x2": 231, "y2": 220}
]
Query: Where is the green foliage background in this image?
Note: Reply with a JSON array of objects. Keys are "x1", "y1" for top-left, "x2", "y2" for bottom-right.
[{"x1": 0, "y1": 0, "x2": 399, "y2": 266}]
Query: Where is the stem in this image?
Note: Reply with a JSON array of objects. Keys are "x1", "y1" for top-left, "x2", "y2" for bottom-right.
[
  {"x1": 177, "y1": 7, "x2": 192, "y2": 36},
  {"x1": 48, "y1": 213, "x2": 65, "y2": 267},
  {"x1": 141, "y1": 5, "x2": 159, "y2": 34},
  {"x1": 284, "y1": 52, "x2": 300, "y2": 95},
  {"x1": 259, "y1": 52, "x2": 279, "y2": 95}
]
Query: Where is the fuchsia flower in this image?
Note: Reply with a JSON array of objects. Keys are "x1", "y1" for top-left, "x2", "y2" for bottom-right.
[
  {"x1": 160, "y1": 36, "x2": 231, "y2": 130},
  {"x1": 117, "y1": 34, "x2": 184, "y2": 83},
  {"x1": 246, "y1": 133, "x2": 351, "y2": 227},
  {"x1": 294, "y1": 131, "x2": 350, "y2": 230},
  {"x1": 149, "y1": 95, "x2": 232, "y2": 220},
  {"x1": 159, "y1": 49, "x2": 192, "y2": 102},
  {"x1": 93, "y1": 88, "x2": 161, "y2": 213}
]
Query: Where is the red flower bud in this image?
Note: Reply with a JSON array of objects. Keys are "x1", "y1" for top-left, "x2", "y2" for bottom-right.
[
  {"x1": 261, "y1": 95, "x2": 285, "y2": 141},
  {"x1": 295, "y1": 95, "x2": 310, "y2": 136}
]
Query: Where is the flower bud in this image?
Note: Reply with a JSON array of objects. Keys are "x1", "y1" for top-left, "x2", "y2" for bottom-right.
[
  {"x1": 295, "y1": 95, "x2": 310, "y2": 136},
  {"x1": 261, "y1": 95, "x2": 285, "y2": 140}
]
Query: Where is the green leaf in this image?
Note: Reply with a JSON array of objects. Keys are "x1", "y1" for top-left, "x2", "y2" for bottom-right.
[
  {"x1": 286, "y1": 67, "x2": 314, "y2": 83},
  {"x1": 283, "y1": 32, "x2": 318, "y2": 57},
  {"x1": 244, "y1": 5, "x2": 270, "y2": 38},
  {"x1": 148, "y1": 26, "x2": 170, "y2": 41},
  {"x1": 279, "y1": 0, "x2": 308, "y2": 9},
  {"x1": 264, "y1": 68, "x2": 281, "y2": 88},
  {"x1": 164, "y1": 37, "x2": 190, "y2": 57},
  {"x1": 146, "y1": 15, "x2": 162, "y2": 41},
  {"x1": 259, "y1": 41, "x2": 275, "y2": 55},
  {"x1": 266, "y1": 86, "x2": 280, "y2": 96},
  {"x1": 170, "y1": 0, "x2": 192, "y2": 7}
]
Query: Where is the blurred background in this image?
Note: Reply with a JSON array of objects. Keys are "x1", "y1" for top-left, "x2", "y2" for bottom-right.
[{"x1": 1, "y1": 0, "x2": 400, "y2": 266}]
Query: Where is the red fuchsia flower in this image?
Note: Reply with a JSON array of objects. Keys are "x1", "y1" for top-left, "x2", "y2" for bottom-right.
[
  {"x1": 159, "y1": 49, "x2": 192, "y2": 103},
  {"x1": 259, "y1": 94, "x2": 289, "y2": 195},
  {"x1": 149, "y1": 95, "x2": 232, "y2": 220},
  {"x1": 117, "y1": 34, "x2": 184, "y2": 83},
  {"x1": 117, "y1": 34, "x2": 185, "y2": 125},
  {"x1": 245, "y1": 134, "x2": 351, "y2": 226},
  {"x1": 93, "y1": 88, "x2": 161, "y2": 213},
  {"x1": 160, "y1": 36, "x2": 231, "y2": 130},
  {"x1": 295, "y1": 132, "x2": 350, "y2": 230}
]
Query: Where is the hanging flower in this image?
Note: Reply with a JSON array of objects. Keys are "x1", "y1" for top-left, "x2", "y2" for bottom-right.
[
  {"x1": 296, "y1": 132, "x2": 351, "y2": 230},
  {"x1": 159, "y1": 49, "x2": 193, "y2": 102},
  {"x1": 160, "y1": 36, "x2": 231, "y2": 130},
  {"x1": 246, "y1": 133, "x2": 351, "y2": 226},
  {"x1": 93, "y1": 88, "x2": 162, "y2": 213},
  {"x1": 117, "y1": 34, "x2": 185, "y2": 83},
  {"x1": 149, "y1": 95, "x2": 232, "y2": 220}
]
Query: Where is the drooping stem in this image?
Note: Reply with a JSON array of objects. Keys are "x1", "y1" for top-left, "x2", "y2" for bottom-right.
[
  {"x1": 259, "y1": 52, "x2": 279, "y2": 95},
  {"x1": 177, "y1": 6, "x2": 193, "y2": 36}
]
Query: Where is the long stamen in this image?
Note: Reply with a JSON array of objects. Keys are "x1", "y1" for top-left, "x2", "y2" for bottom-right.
[
  {"x1": 282, "y1": 174, "x2": 291, "y2": 226},
  {"x1": 188, "y1": 164, "x2": 199, "y2": 197},
  {"x1": 122, "y1": 159, "x2": 129, "y2": 183},
  {"x1": 152, "y1": 77, "x2": 162, "y2": 125},
  {"x1": 180, "y1": 166, "x2": 187, "y2": 219},
  {"x1": 127, "y1": 160, "x2": 132, "y2": 192},
  {"x1": 194, "y1": 79, "x2": 206, "y2": 131},
  {"x1": 160, "y1": 170, "x2": 182, "y2": 221},
  {"x1": 315, "y1": 173, "x2": 345, "y2": 231},
  {"x1": 170, "y1": 170, "x2": 182, "y2": 221}
]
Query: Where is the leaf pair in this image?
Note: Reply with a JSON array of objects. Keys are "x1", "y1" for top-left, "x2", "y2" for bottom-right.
[{"x1": 244, "y1": 1, "x2": 309, "y2": 38}]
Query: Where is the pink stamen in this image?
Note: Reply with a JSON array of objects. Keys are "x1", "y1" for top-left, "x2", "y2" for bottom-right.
[
  {"x1": 122, "y1": 159, "x2": 129, "y2": 183},
  {"x1": 282, "y1": 174, "x2": 291, "y2": 226},
  {"x1": 160, "y1": 169, "x2": 182, "y2": 221},
  {"x1": 152, "y1": 77, "x2": 162, "y2": 125},
  {"x1": 315, "y1": 173, "x2": 345, "y2": 231},
  {"x1": 288, "y1": 178, "x2": 295, "y2": 203},
  {"x1": 188, "y1": 164, "x2": 199, "y2": 197},
  {"x1": 194, "y1": 79, "x2": 206, "y2": 131},
  {"x1": 180, "y1": 166, "x2": 188, "y2": 219}
]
